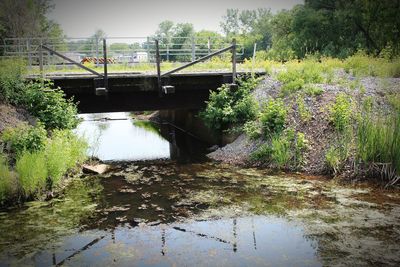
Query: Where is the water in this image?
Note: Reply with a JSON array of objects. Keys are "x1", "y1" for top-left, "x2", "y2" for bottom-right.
[
  {"x1": 75, "y1": 112, "x2": 170, "y2": 161},
  {"x1": 0, "y1": 113, "x2": 399, "y2": 266}
]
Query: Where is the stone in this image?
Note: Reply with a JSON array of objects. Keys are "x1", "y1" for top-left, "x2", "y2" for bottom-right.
[{"x1": 82, "y1": 164, "x2": 110, "y2": 174}]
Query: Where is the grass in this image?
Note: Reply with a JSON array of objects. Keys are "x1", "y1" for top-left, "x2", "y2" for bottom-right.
[
  {"x1": 15, "y1": 151, "x2": 48, "y2": 196},
  {"x1": 0, "y1": 155, "x2": 17, "y2": 204},
  {"x1": 356, "y1": 109, "x2": 400, "y2": 185},
  {"x1": 344, "y1": 52, "x2": 400, "y2": 78}
]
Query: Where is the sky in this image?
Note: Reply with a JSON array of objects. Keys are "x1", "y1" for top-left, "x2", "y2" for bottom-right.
[{"x1": 48, "y1": 0, "x2": 303, "y2": 38}]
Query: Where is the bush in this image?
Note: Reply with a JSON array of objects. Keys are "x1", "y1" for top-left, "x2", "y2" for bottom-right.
[
  {"x1": 0, "y1": 59, "x2": 26, "y2": 103},
  {"x1": 260, "y1": 99, "x2": 287, "y2": 137},
  {"x1": 2, "y1": 123, "x2": 47, "y2": 156},
  {"x1": 15, "y1": 151, "x2": 48, "y2": 196},
  {"x1": 297, "y1": 97, "x2": 312, "y2": 122},
  {"x1": 329, "y1": 93, "x2": 353, "y2": 132},
  {"x1": 22, "y1": 81, "x2": 79, "y2": 130},
  {"x1": 200, "y1": 78, "x2": 260, "y2": 131},
  {"x1": 243, "y1": 120, "x2": 262, "y2": 140},
  {"x1": 0, "y1": 155, "x2": 17, "y2": 204}
]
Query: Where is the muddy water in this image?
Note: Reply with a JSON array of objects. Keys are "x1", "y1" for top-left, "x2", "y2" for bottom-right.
[{"x1": 0, "y1": 114, "x2": 399, "y2": 266}]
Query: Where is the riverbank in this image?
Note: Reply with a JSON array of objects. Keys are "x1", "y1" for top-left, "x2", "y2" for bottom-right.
[{"x1": 208, "y1": 66, "x2": 400, "y2": 187}]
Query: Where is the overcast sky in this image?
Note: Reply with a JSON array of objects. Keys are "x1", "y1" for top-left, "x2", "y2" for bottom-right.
[{"x1": 48, "y1": 0, "x2": 303, "y2": 37}]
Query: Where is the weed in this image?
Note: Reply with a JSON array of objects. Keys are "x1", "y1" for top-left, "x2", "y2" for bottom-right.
[
  {"x1": 259, "y1": 99, "x2": 287, "y2": 137},
  {"x1": 15, "y1": 151, "x2": 48, "y2": 196},
  {"x1": 0, "y1": 155, "x2": 17, "y2": 204},
  {"x1": 297, "y1": 97, "x2": 312, "y2": 122},
  {"x1": 243, "y1": 120, "x2": 262, "y2": 140},
  {"x1": 329, "y1": 93, "x2": 353, "y2": 132}
]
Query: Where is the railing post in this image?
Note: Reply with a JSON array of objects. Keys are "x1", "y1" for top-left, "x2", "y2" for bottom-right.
[
  {"x1": 39, "y1": 40, "x2": 44, "y2": 79},
  {"x1": 147, "y1": 37, "x2": 151, "y2": 63},
  {"x1": 232, "y1": 38, "x2": 236, "y2": 84},
  {"x1": 191, "y1": 36, "x2": 195, "y2": 61},
  {"x1": 103, "y1": 38, "x2": 108, "y2": 90},
  {"x1": 155, "y1": 39, "x2": 162, "y2": 97},
  {"x1": 208, "y1": 37, "x2": 211, "y2": 55},
  {"x1": 252, "y1": 42, "x2": 257, "y2": 78},
  {"x1": 27, "y1": 39, "x2": 32, "y2": 69},
  {"x1": 166, "y1": 44, "x2": 170, "y2": 61},
  {"x1": 95, "y1": 37, "x2": 99, "y2": 67}
]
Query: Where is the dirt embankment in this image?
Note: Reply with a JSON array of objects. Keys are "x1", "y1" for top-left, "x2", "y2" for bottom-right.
[
  {"x1": 0, "y1": 102, "x2": 34, "y2": 133},
  {"x1": 208, "y1": 74, "x2": 400, "y2": 175}
]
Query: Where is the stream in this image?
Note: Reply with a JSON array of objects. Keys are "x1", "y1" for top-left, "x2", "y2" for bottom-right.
[{"x1": 0, "y1": 112, "x2": 399, "y2": 266}]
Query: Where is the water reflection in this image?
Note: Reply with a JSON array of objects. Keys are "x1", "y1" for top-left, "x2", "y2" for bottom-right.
[{"x1": 75, "y1": 112, "x2": 207, "y2": 162}]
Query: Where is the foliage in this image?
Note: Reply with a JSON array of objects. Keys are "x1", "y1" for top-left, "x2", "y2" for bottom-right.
[
  {"x1": 200, "y1": 78, "x2": 259, "y2": 131},
  {"x1": 297, "y1": 97, "x2": 312, "y2": 122},
  {"x1": 45, "y1": 130, "x2": 88, "y2": 186},
  {"x1": 344, "y1": 53, "x2": 400, "y2": 78},
  {"x1": 276, "y1": 59, "x2": 326, "y2": 95},
  {"x1": 259, "y1": 99, "x2": 287, "y2": 137},
  {"x1": 329, "y1": 93, "x2": 353, "y2": 132},
  {"x1": 265, "y1": 1, "x2": 400, "y2": 60},
  {"x1": 0, "y1": 59, "x2": 26, "y2": 103},
  {"x1": 0, "y1": 154, "x2": 17, "y2": 204},
  {"x1": 356, "y1": 107, "x2": 400, "y2": 185},
  {"x1": 325, "y1": 138, "x2": 351, "y2": 175},
  {"x1": 15, "y1": 151, "x2": 48, "y2": 196},
  {"x1": 22, "y1": 81, "x2": 79, "y2": 130},
  {"x1": 2, "y1": 123, "x2": 47, "y2": 156},
  {"x1": 243, "y1": 120, "x2": 262, "y2": 140},
  {"x1": 251, "y1": 129, "x2": 308, "y2": 169}
]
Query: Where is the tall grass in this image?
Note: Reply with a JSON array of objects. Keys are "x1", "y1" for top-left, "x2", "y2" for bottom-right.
[
  {"x1": 344, "y1": 52, "x2": 400, "y2": 78},
  {"x1": 15, "y1": 151, "x2": 48, "y2": 196},
  {"x1": 356, "y1": 110, "x2": 400, "y2": 185},
  {"x1": 0, "y1": 155, "x2": 17, "y2": 204}
]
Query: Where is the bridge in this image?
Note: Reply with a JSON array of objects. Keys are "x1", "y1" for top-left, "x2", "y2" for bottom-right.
[{"x1": 2, "y1": 37, "x2": 264, "y2": 113}]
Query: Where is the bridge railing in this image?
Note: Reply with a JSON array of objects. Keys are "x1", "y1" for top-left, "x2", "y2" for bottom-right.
[{"x1": 0, "y1": 36, "x2": 244, "y2": 71}]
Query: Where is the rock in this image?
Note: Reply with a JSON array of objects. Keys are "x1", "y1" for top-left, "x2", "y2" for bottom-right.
[{"x1": 82, "y1": 164, "x2": 110, "y2": 174}]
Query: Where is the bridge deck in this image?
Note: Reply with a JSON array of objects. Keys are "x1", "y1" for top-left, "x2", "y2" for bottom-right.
[{"x1": 27, "y1": 71, "x2": 265, "y2": 113}]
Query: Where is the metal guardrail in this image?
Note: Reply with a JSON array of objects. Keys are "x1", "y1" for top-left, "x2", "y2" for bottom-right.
[
  {"x1": 0, "y1": 36, "x2": 244, "y2": 66},
  {"x1": 28, "y1": 37, "x2": 240, "y2": 97}
]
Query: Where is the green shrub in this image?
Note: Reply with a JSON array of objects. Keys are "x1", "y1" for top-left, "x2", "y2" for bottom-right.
[
  {"x1": 0, "y1": 59, "x2": 26, "y2": 103},
  {"x1": 329, "y1": 93, "x2": 353, "y2": 132},
  {"x1": 200, "y1": 78, "x2": 260, "y2": 131},
  {"x1": 243, "y1": 120, "x2": 262, "y2": 140},
  {"x1": 22, "y1": 81, "x2": 79, "y2": 130},
  {"x1": 260, "y1": 99, "x2": 287, "y2": 137},
  {"x1": 15, "y1": 151, "x2": 48, "y2": 196},
  {"x1": 251, "y1": 143, "x2": 273, "y2": 161},
  {"x1": 0, "y1": 155, "x2": 17, "y2": 204},
  {"x1": 304, "y1": 84, "x2": 324, "y2": 96},
  {"x1": 2, "y1": 123, "x2": 47, "y2": 156}
]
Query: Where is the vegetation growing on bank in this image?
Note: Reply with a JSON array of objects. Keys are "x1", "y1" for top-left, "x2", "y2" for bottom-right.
[
  {"x1": 0, "y1": 59, "x2": 87, "y2": 206},
  {"x1": 203, "y1": 55, "x2": 400, "y2": 187}
]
